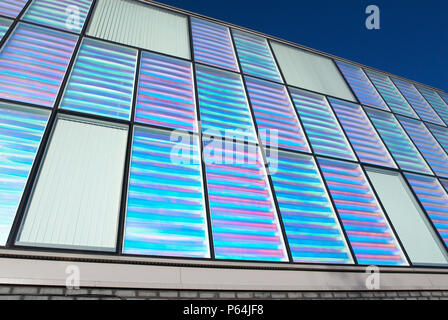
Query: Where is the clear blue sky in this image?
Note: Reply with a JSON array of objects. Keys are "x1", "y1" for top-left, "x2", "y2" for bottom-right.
[{"x1": 155, "y1": 0, "x2": 447, "y2": 92}]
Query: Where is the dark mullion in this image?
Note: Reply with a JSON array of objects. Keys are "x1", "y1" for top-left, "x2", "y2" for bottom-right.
[
  {"x1": 115, "y1": 49, "x2": 141, "y2": 255},
  {"x1": 414, "y1": 85, "x2": 447, "y2": 127},
  {"x1": 6, "y1": 0, "x2": 98, "y2": 247},
  {"x1": 0, "y1": 0, "x2": 33, "y2": 50},
  {"x1": 360, "y1": 165, "x2": 413, "y2": 267},
  {"x1": 362, "y1": 68, "x2": 424, "y2": 122},
  {"x1": 188, "y1": 16, "x2": 215, "y2": 260},
  {"x1": 84, "y1": 34, "x2": 192, "y2": 63},
  {"x1": 401, "y1": 173, "x2": 448, "y2": 256},
  {"x1": 230, "y1": 29, "x2": 293, "y2": 263}
]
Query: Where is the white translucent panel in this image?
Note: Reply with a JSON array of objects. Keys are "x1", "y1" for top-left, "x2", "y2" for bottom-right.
[
  {"x1": 270, "y1": 41, "x2": 355, "y2": 102},
  {"x1": 366, "y1": 168, "x2": 448, "y2": 266},
  {"x1": 17, "y1": 116, "x2": 128, "y2": 251},
  {"x1": 87, "y1": 0, "x2": 190, "y2": 59}
]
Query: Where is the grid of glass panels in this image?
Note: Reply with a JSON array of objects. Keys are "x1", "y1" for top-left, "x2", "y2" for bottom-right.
[{"x1": 0, "y1": 0, "x2": 448, "y2": 268}]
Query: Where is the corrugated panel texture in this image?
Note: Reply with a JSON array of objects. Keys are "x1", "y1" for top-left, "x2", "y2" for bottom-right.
[
  {"x1": 0, "y1": 103, "x2": 49, "y2": 246},
  {"x1": 0, "y1": 22, "x2": 77, "y2": 108},
  {"x1": 336, "y1": 61, "x2": 389, "y2": 111},
  {"x1": 270, "y1": 41, "x2": 355, "y2": 102},
  {"x1": 244, "y1": 76, "x2": 309, "y2": 152},
  {"x1": 135, "y1": 52, "x2": 197, "y2": 132},
  {"x1": 87, "y1": 0, "x2": 190, "y2": 59},
  {"x1": 365, "y1": 108, "x2": 432, "y2": 175},
  {"x1": 196, "y1": 64, "x2": 257, "y2": 143},
  {"x1": 427, "y1": 123, "x2": 448, "y2": 154},
  {"x1": 0, "y1": 17, "x2": 12, "y2": 41},
  {"x1": 397, "y1": 116, "x2": 448, "y2": 178},
  {"x1": 203, "y1": 140, "x2": 288, "y2": 262},
  {"x1": 17, "y1": 117, "x2": 128, "y2": 251},
  {"x1": 364, "y1": 69, "x2": 417, "y2": 118},
  {"x1": 318, "y1": 157, "x2": 408, "y2": 266},
  {"x1": 191, "y1": 17, "x2": 239, "y2": 72},
  {"x1": 60, "y1": 38, "x2": 137, "y2": 120},
  {"x1": 417, "y1": 86, "x2": 448, "y2": 126},
  {"x1": 439, "y1": 92, "x2": 448, "y2": 107},
  {"x1": 232, "y1": 29, "x2": 282, "y2": 82},
  {"x1": 405, "y1": 173, "x2": 448, "y2": 248},
  {"x1": 0, "y1": 0, "x2": 28, "y2": 18},
  {"x1": 123, "y1": 128, "x2": 209, "y2": 258},
  {"x1": 328, "y1": 98, "x2": 396, "y2": 168},
  {"x1": 23, "y1": 0, "x2": 93, "y2": 33},
  {"x1": 392, "y1": 78, "x2": 444, "y2": 125},
  {"x1": 269, "y1": 151, "x2": 353, "y2": 264},
  {"x1": 290, "y1": 88, "x2": 356, "y2": 161}
]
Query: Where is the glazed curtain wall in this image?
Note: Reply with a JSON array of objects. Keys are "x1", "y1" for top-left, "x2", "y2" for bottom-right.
[{"x1": 1, "y1": 0, "x2": 448, "y2": 267}]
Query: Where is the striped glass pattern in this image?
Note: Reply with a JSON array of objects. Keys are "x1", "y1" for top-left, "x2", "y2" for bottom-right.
[
  {"x1": 364, "y1": 69, "x2": 417, "y2": 118},
  {"x1": 0, "y1": 17, "x2": 12, "y2": 41},
  {"x1": 366, "y1": 108, "x2": 432, "y2": 175},
  {"x1": 427, "y1": 123, "x2": 448, "y2": 154},
  {"x1": 244, "y1": 76, "x2": 309, "y2": 152},
  {"x1": 328, "y1": 98, "x2": 396, "y2": 168},
  {"x1": 23, "y1": 0, "x2": 93, "y2": 33},
  {"x1": 439, "y1": 92, "x2": 448, "y2": 106},
  {"x1": 290, "y1": 89, "x2": 355, "y2": 161},
  {"x1": 196, "y1": 64, "x2": 257, "y2": 143},
  {"x1": 270, "y1": 151, "x2": 353, "y2": 264},
  {"x1": 397, "y1": 116, "x2": 448, "y2": 178},
  {"x1": 0, "y1": 103, "x2": 50, "y2": 246},
  {"x1": 336, "y1": 61, "x2": 389, "y2": 111},
  {"x1": 417, "y1": 86, "x2": 448, "y2": 126},
  {"x1": 232, "y1": 29, "x2": 282, "y2": 82},
  {"x1": 318, "y1": 158, "x2": 407, "y2": 266},
  {"x1": 60, "y1": 38, "x2": 137, "y2": 120},
  {"x1": 0, "y1": 0, "x2": 28, "y2": 18},
  {"x1": 0, "y1": 23, "x2": 77, "y2": 108},
  {"x1": 405, "y1": 173, "x2": 448, "y2": 248},
  {"x1": 123, "y1": 127, "x2": 210, "y2": 258},
  {"x1": 203, "y1": 140, "x2": 288, "y2": 261},
  {"x1": 191, "y1": 17, "x2": 239, "y2": 72},
  {"x1": 392, "y1": 78, "x2": 444, "y2": 125},
  {"x1": 135, "y1": 52, "x2": 197, "y2": 132}
]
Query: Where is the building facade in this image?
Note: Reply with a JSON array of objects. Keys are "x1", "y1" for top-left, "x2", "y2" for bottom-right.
[{"x1": 1, "y1": 0, "x2": 448, "y2": 300}]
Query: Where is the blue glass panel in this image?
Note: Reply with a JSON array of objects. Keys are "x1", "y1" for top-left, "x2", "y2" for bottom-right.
[
  {"x1": 244, "y1": 76, "x2": 309, "y2": 152},
  {"x1": 336, "y1": 61, "x2": 389, "y2": 111},
  {"x1": 439, "y1": 92, "x2": 448, "y2": 107},
  {"x1": 0, "y1": 17, "x2": 12, "y2": 41},
  {"x1": 0, "y1": 0, "x2": 28, "y2": 18},
  {"x1": 364, "y1": 69, "x2": 418, "y2": 118},
  {"x1": 203, "y1": 139, "x2": 288, "y2": 261},
  {"x1": 232, "y1": 29, "x2": 282, "y2": 82},
  {"x1": 0, "y1": 103, "x2": 50, "y2": 245},
  {"x1": 191, "y1": 17, "x2": 239, "y2": 72},
  {"x1": 60, "y1": 38, "x2": 137, "y2": 120},
  {"x1": 123, "y1": 127, "x2": 210, "y2": 258},
  {"x1": 23, "y1": 0, "x2": 93, "y2": 33},
  {"x1": 0, "y1": 22, "x2": 77, "y2": 107},
  {"x1": 328, "y1": 98, "x2": 396, "y2": 168},
  {"x1": 405, "y1": 173, "x2": 448, "y2": 248},
  {"x1": 196, "y1": 64, "x2": 257, "y2": 143},
  {"x1": 290, "y1": 89, "x2": 355, "y2": 161},
  {"x1": 397, "y1": 116, "x2": 448, "y2": 178},
  {"x1": 365, "y1": 108, "x2": 432, "y2": 175},
  {"x1": 269, "y1": 151, "x2": 353, "y2": 264},
  {"x1": 416, "y1": 86, "x2": 448, "y2": 126},
  {"x1": 135, "y1": 52, "x2": 197, "y2": 132},
  {"x1": 427, "y1": 123, "x2": 448, "y2": 155},
  {"x1": 318, "y1": 157, "x2": 407, "y2": 266},
  {"x1": 392, "y1": 78, "x2": 444, "y2": 125}
]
